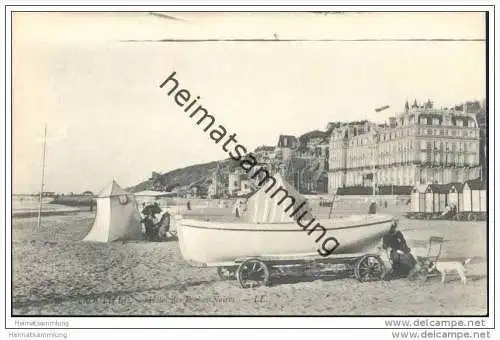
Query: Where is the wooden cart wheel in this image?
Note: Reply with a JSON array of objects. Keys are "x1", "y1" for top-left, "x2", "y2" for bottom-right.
[
  {"x1": 468, "y1": 213, "x2": 477, "y2": 221},
  {"x1": 236, "y1": 259, "x2": 270, "y2": 288},
  {"x1": 354, "y1": 255, "x2": 386, "y2": 282},
  {"x1": 217, "y1": 266, "x2": 236, "y2": 281}
]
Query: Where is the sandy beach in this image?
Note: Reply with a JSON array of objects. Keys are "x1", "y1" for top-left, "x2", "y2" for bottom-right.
[{"x1": 11, "y1": 202, "x2": 487, "y2": 316}]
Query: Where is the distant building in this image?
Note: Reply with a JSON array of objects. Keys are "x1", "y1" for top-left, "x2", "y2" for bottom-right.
[
  {"x1": 228, "y1": 170, "x2": 244, "y2": 196},
  {"x1": 150, "y1": 171, "x2": 168, "y2": 191},
  {"x1": 240, "y1": 179, "x2": 252, "y2": 194},
  {"x1": 328, "y1": 99, "x2": 482, "y2": 193},
  {"x1": 253, "y1": 145, "x2": 276, "y2": 163},
  {"x1": 475, "y1": 107, "x2": 487, "y2": 180},
  {"x1": 277, "y1": 135, "x2": 299, "y2": 148},
  {"x1": 208, "y1": 162, "x2": 225, "y2": 198},
  {"x1": 276, "y1": 135, "x2": 299, "y2": 161}
]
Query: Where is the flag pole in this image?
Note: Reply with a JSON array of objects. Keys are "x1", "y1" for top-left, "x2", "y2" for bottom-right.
[
  {"x1": 328, "y1": 189, "x2": 337, "y2": 219},
  {"x1": 37, "y1": 125, "x2": 47, "y2": 230},
  {"x1": 371, "y1": 105, "x2": 390, "y2": 199}
]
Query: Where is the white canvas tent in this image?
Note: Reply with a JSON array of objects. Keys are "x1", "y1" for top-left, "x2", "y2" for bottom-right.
[
  {"x1": 83, "y1": 180, "x2": 142, "y2": 242},
  {"x1": 244, "y1": 172, "x2": 313, "y2": 223}
]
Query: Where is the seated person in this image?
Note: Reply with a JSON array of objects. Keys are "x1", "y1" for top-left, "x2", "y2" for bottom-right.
[
  {"x1": 157, "y1": 211, "x2": 171, "y2": 241},
  {"x1": 141, "y1": 202, "x2": 163, "y2": 241},
  {"x1": 382, "y1": 220, "x2": 418, "y2": 278}
]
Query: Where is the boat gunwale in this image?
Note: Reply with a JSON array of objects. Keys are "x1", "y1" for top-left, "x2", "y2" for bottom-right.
[{"x1": 178, "y1": 215, "x2": 393, "y2": 232}]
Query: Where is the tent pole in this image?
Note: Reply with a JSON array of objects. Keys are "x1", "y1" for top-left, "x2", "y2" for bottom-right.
[{"x1": 37, "y1": 125, "x2": 47, "y2": 230}]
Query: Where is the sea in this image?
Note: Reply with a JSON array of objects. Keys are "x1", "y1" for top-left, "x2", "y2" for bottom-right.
[{"x1": 12, "y1": 195, "x2": 78, "y2": 214}]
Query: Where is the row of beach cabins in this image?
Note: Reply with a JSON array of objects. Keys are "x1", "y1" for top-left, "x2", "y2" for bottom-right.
[{"x1": 409, "y1": 178, "x2": 487, "y2": 221}]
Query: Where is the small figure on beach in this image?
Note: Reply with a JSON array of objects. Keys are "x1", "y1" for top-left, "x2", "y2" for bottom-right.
[
  {"x1": 233, "y1": 199, "x2": 240, "y2": 218},
  {"x1": 441, "y1": 202, "x2": 457, "y2": 219},
  {"x1": 384, "y1": 200, "x2": 387, "y2": 209},
  {"x1": 232, "y1": 198, "x2": 245, "y2": 218},
  {"x1": 368, "y1": 200, "x2": 377, "y2": 214},
  {"x1": 187, "y1": 200, "x2": 191, "y2": 211},
  {"x1": 382, "y1": 220, "x2": 418, "y2": 279}
]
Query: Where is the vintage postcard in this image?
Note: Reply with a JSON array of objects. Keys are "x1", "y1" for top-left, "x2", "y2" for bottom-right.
[{"x1": 3, "y1": 5, "x2": 497, "y2": 337}]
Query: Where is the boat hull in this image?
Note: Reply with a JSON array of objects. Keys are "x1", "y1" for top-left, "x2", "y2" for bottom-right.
[{"x1": 177, "y1": 214, "x2": 394, "y2": 266}]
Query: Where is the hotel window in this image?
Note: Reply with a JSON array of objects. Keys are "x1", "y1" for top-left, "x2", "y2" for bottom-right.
[
  {"x1": 456, "y1": 119, "x2": 464, "y2": 127},
  {"x1": 420, "y1": 117, "x2": 426, "y2": 125},
  {"x1": 439, "y1": 129, "x2": 445, "y2": 136},
  {"x1": 432, "y1": 118, "x2": 440, "y2": 125},
  {"x1": 451, "y1": 130, "x2": 457, "y2": 137}
]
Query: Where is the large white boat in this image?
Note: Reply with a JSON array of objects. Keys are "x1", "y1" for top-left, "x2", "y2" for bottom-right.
[
  {"x1": 177, "y1": 214, "x2": 394, "y2": 266},
  {"x1": 176, "y1": 173, "x2": 394, "y2": 266}
]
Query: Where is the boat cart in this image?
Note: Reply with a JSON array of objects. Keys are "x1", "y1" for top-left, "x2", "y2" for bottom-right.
[{"x1": 216, "y1": 252, "x2": 387, "y2": 288}]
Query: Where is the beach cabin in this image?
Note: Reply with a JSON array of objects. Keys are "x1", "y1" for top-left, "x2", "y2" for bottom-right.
[
  {"x1": 480, "y1": 184, "x2": 487, "y2": 213},
  {"x1": 410, "y1": 184, "x2": 427, "y2": 214},
  {"x1": 463, "y1": 179, "x2": 487, "y2": 213},
  {"x1": 425, "y1": 184, "x2": 448, "y2": 216},
  {"x1": 447, "y1": 182, "x2": 464, "y2": 213}
]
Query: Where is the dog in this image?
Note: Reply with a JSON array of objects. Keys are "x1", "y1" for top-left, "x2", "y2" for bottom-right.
[{"x1": 428, "y1": 258, "x2": 471, "y2": 284}]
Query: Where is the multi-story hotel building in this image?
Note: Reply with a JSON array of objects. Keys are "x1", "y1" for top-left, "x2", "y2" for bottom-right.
[{"x1": 327, "y1": 100, "x2": 482, "y2": 193}]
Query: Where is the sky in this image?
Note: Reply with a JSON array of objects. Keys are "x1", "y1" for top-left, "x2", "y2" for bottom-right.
[{"x1": 11, "y1": 12, "x2": 486, "y2": 194}]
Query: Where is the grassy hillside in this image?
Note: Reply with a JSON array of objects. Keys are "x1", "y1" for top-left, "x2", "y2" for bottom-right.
[{"x1": 128, "y1": 158, "x2": 242, "y2": 193}]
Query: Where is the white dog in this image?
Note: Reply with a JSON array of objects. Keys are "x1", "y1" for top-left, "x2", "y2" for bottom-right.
[{"x1": 429, "y1": 258, "x2": 471, "y2": 284}]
